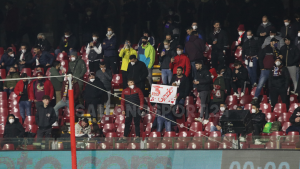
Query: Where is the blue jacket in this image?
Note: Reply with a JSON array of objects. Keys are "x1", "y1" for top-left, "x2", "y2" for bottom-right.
[
  {"x1": 185, "y1": 34, "x2": 203, "y2": 42},
  {"x1": 102, "y1": 34, "x2": 117, "y2": 57},
  {"x1": 0, "y1": 53, "x2": 16, "y2": 68},
  {"x1": 27, "y1": 51, "x2": 54, "y2": 66}
]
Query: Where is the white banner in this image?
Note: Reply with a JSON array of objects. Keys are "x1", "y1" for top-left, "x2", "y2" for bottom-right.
[{"x1": 150, "y1": 84, "x2": 177, "y2": 105}]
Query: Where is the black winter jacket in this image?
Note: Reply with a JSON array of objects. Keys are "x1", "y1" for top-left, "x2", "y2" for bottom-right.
[
  {"x1": 280, "y1": 25, "x2": 297, "y2": 41},
  {"x1": 185, "y1": 35, "x2": 205, "y2": 62},
  {"x1": 251, "y1": 110, "x2": 266, "y2": 125},
  {"x1": 83, "y1": 78, "x2": 106, "y2": 104},
  {"x1": 158, "y1": 39, "x2": 179, "y2": 54},
  {"x1": 290, "y1": 107, "x2": 300, "y2": 126},
  {"x1": 279, "y1": 45, "x2": 300, "y2": 67},
  {"x1": 35, "y1": 105, "x2": 56, "y2": 129},
  {"x1": 256, "y1": 22, "x2": 273, "y2": 39},
  {"x1": 59, "y1": 35, "x2": 77, "y2": 52},
  {"x1": 195, "y1": 66, "x2": 212, "y2": 92},
  {"x1": 233, "y1": 66, "x2": 248, "y2": 82},
  {"x1": 242, "y1": 37, "x2": 260, "y2": 59},
  {"x1": 3, "y1": 115, "x2": 25, "y2": 138},
  {"x1": 34, "y1": 39, "x2": 51, "y2": 51},
  {"x1": 208, "y1": 29, "x2": 228, "y2": 52},
  {"x1": 268, "y1": 66, "x2": 290, "y2": 89},
  {"x1": 127, "y1": 60, "x2": 148, "y2": 84},
  {"x1": 170, "y1": 74, "x2": 190, "y2": 102},
  {"x1": 159, "y1": 49, "x2": 176, "y2": 69}
]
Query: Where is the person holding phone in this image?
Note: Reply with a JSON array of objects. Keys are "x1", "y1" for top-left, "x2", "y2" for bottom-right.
[{"x1": 160, "y1": 40, "x2": 176, "y2": 85}]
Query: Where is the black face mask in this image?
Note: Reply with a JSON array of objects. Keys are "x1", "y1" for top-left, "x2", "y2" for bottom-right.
[
  {"x1": 142, "y1": 41, "x2": 147, "y2": 45},
  {"x1": 38, "y1": 79, "x2": 44, "y2": 84}
]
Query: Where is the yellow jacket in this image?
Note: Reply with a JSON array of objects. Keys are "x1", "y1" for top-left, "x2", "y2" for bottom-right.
[{"x1": 119, "y1": 47, "x2": 137, "y2": 71}]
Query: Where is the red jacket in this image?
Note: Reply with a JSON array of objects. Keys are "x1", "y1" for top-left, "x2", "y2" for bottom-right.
[
  {"x1": 60, "y1": 81, "x2": 80, "y2": 101},
  {"x1": 28, "y1": 79, "x2": 54, "y2": 101},
  {"x1": 121, "y1": 86, "x2": 144, "y2": 112},
  {"x1": 169, "y1": 54, "x2": 191, "y2": 77},
  {"x1": 14, "y1": 80, "x2": 30, "y2": 102}
]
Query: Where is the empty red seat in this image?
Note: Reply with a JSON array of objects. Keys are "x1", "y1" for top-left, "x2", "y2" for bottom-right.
[
  {"x1": 225, "y1": 95, "x2": 238, "y2": 107},
  {"x1": 25, "y1": 124, "x2": 38, "y2": 134},
  {"x1": 56, "y1": 52, "x2": 68, "y2": 61},
  {"x1": 282, "y1": 122, "x2": 292, "y2": 133},
  {"x1": 0, "y1": 69, "x2": 6, "y2": 79},
  {"x1": 148, "y1": 131, "x2": 161, "y2": 143},
  {"x1": 277, "y1": 113, "x2": 291, "y2": 123},
  {"x1": 234, "y1": 47, "x2": 242, "y2": 59},
  {"x1": 60, "y1": 60, "x2": 69, "y2": 73},
  {"x1": 265, "y1": 141, "x2": 276, "y2": 149},
  {"x1": 177, "y1": 131, "x2": 191, "y2": 142},
  {"x1": 113, "y1": 105, "x2": 122, "y2": 116},
  {"x1": 261, "y1": 95, "x2": 269, "y2": 103},
  {"x1": 0, "y1": 107, "x2": 8, "y2": 117},
  {"x1": 204, "y1": 141, "x2": 218, "y2": 149},
  {"x1": 157, "y1": 142, "x2": 170, "y2": 149},
  {"x1": 143, "y1": 114, "x2": 153, "y2": 128},
  {"x1": 224, "y1": 133, "x2": 237, "y2": 142},
  {"x1": 162, "y1": 131, "x2": 176, "y2": 143},
  {"x1": 218, "y1": 142, "x2": 232, "y2": 149},
  {"x1": 189, "y1": 122, "x2": 203, "y2": 136},
  {"x1": 111, "y1": 74, "x2": 123, "y2": 89},
  {"x1": 0, "y1": 124, "x2": 5, "y2": 137},
  {"x1": 285, "y1": 131, "x2": 299, "y2": 143},
  {"x1": 187, "y1": 142, "x2": 202, "y2": 149},
  {"x1": 244, "y1": 104, "x2": 252, "y2": 110},
  {"x1": 265, "y1": 113, "x2": 276, "y2": 122},
  {"x1": 288, "y1": 103, "x2": 300, "y2": 113},
  {"x1": 0, "y1": 92, "x2": 7, "y2": 100},
  {"x1": 0, "y1": 116, "x2": 7, "y2": 125},
  {"x1": 116, "y1": 123, "x2": 125, "y2": 137},
  {"x1": 209, "y1": 131, "x2": 222, "y2": 142},
  {"x1": 105, "y1": 132, "x2": 117, "y2": 143},
  {"x1": 239, "y1": 95, "x2": 252, "y2": 105},
  {"x1": 144, "y1": 123, "x2": 152, "y2": 137},
  {"x1": 290, "y1": 94, "x2": 298, "y2": 104},
  {"x1": 127, "y1": 143, "x2": 140, "y2": 149},
  {"x1": 80, "y1": 46, "x2": 86, "y2": 54},
  {"x1": 99, "y1": 142, "x2": 111, "y2": 149},
  {"x1": 204, "y1": 122, "x2": 215, "y2": 133},
  {"x1": 20, "y1": 68, "x2": 32, "y2": 77},
  {"x1": 186, "y1": 105, "x2": 197, "y2": 115},
  {"x1": 32, "y1": 67, "x2": 44, "y2": 76},
  {"x1": 184, "y1": 96, "x2": 194, "y2": 106},
  {"x1": 273, "y1": 103, "x2": 287, "y2": 116},
  {"x1": 114, "y1": 115, "x2": 125, "y2": 129},
  {"x1": 85, "y1": 143, "x2": 96, "y2": 149},
  {"x1": 2, "y1": 144, "x2": 14, "y2": 150},
  {"x1": 193, "y1": 131, "x2": 207, "y2": 142},
  {"x1": 251, "y1": 87, "x2": 264, "y2": 97},
  {"x1": 103, "y1": 123, "x2": 115, "y2": 136},
  {"x1": 260, "y1": 103, "x2": 271, "y2": 114},
  {"x1": 186, "y1": 112, "x2": 199, "y2": 127},
  {"x1": 195, "y1": 97, "x2": 201, "y2": 109},
  {"x1": 270, "y1": 131, "x2": 284, "y2": 142},
  {"x1": 174, "y1": 142, "x2": 186, "y2": 149},
  {"x1": 145, "y1": 142, "x2": 156, "y2": 149},
  {"x1": 100, "y1": 115, "x2": 114, "y2": 128},
  {"x1": 114, "y1": 143, "x2": 125, "y2": 149},
  {"x1": 228, "y1": 104, "x2": 237, "y2": 110},
  {"x1": 23, "y1": 116, "x2": 36, "y2": 126}
]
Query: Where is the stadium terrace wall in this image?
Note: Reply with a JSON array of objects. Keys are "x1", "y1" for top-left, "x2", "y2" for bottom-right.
[{"x1": 0, "y1": 150, "x2": 298, "y2": 169}]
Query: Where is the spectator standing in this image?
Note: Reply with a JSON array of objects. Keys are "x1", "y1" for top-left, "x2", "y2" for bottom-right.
[
  {"x1": 86, "y1": 33, "x2": 102, "y2": 73},
  {"x1": 29, "y1": 72, "x2": 54, "y2": 108},
  {"x1": 242, "y1": 30, "x2": 260, "y2": 87},
  {"x1": 119, "y1": 40, "x2": 137, "y2": 88},
  {"x1": 50, "y1": 61, "x2": 64, "y2": 104},
  {"x1": 256, "y1": 16, "x2": 273, "y2": 46},
  {"x1": 170, "y1": 67, "x2": 190, "y2": 105},
  {"x1": 208, "y1": 21, "x2": 228, "y2": 71},
  {"x1": 169, "y1": 45, "x2": 191, "y2": 77},
  {"x1": 159, "y1": 40, "x2": 177, "y2": 85},
  {"x1": 127, "y1": 55, "x2": 148, "y2": 94},
  {"x1": 75, "y1": 118, "x2": 91, "y2": 135},
  {"x1": 211, "y1": 70, "x2": 226, "y2": 104},
  {"x1": 17, "y1": 44, "x2": 33, "y2": 71},
  {"x1": 138, "y1": 36, "x2": 156, "y2": 86},
  {"x1": 119, "y1": 79, "x2": 144, "y2": 143},
  {"x1": 220, "y1": 66, "x2": 232, "y2": 98},
  {"x1": 185, "y1": 31, "x2": 205, "y2": 78},
  {"x1": 280, "y1": 17, "x2": 297, "y2": 42},
  {"x1": 96, "y1": 62, "x2": 112, "y2": 116},
  {"x1": 185, "y1": 27, "x2": 203, "y2": 43},
  {"x1": 279, "y1": 36, "x2": 300, "y2": 94},
  {"x1": 262, "y1": 28, "x2": 284, "y2": 50},
  {"x1": 27, "y1": 46, "x2": 54, "y2": 71},
  {"x1": 36, "y1": 95, "x2": 56, "y2": 144},
  {"x1": 55, "y1": 30, "x2": 77, "y2": 56},
  {"x1": 158, "y1": 34, "x2": 179, "y2": 53},
  {"x1": 286, "y1": 107, "x2": 300, "y2": 134},
  {"x1": 191, "y1": 22, "x2": 204, "y2": 40},
  {"x1": 68, "y1": 52, "x2": 87, "y2": 104},
  {"x1": 138, "y1": 30, "x2": 155, "y2": 47},
  {"x1": 34, "y1": 33, "x2": 51, "y2": 52},
  {"x1": 232, "y1": 61, "x2": 248, "y2": 97},
  {"x1": 102, "y1": 26, "x2": 118, "y2": 74},
  {"x1": 235, "y1": 24, "x2": 247, "y2": 48},
  {"x1": 0, "y1": 49, "x2": 16, "y2": 72},
  {"x1": 194, "y1": 61, "x2": 212, "y2": 125},
  {"x1": 14, "y1": 73, "x2": 31, "y2": 122},
  {"x1": 4, "y1": 67, "x2": 20, "y2": 97}
]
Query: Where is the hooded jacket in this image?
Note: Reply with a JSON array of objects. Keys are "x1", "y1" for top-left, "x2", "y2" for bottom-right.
[
  {"x1": 138, "y1": 42, "x2": 156, "y2": 68},
  {"x1": 68, "y1": 55, "x2": 87, "y2": 86},
  {"x1": 59, "y1": 35, "x2": 77, "y2": 52},
  {"x1": 119, "y1": 47, "x2": 137, "y2": 71},
  {"x1": 83, "y1": 78, "x2": 106, "y2": 104},
  {"x1": 268, "y1": 65, "x2": 290, "y2": 89},
  {"x1": 169, "y1": 54, "x2": 191, "y2": 77},
  {"x1": 4, "y1": 72, "x2": 20, "y2": 88},
  {"x1": 290, "y1": 107, "x2": 300, "y2": 126},
  {"x1": 185, "y1": 35, "x2": 205, "y2": 62},
  {"x1": 35, "y1": 104, "x2": 56, "y2": 129},
  {"x1": 195, "y1": 65, "x2": 212, "y2": 92},
  {"x1": 279, "y1": 44, "x2": 300, "y2": 67},
  {"x1": 14, "y1": 80, "x2": 30, "y2": 102},
  {"x1": 3, "y1": 115, "x2": 25, "y2": 138},
  {"x1": 159, "y1": 49, "x2": 176, "y2": 69},
  {"x1": 102, "y1": 34, "x2": 117, "y2": 57},
  {"x1": 170, "y1": 74, "x2": 190, "y2": 102},
  {"x1": 262, "y1": 36, "x2": 285, "y2": 50},
  {"x1": 28, "y1": 79, "x2": 54, "y2": 101}
]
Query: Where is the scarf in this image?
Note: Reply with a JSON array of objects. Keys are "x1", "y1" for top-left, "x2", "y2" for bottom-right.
[
  {"x1": 237, "y1": 32, "x2": 244, "y2": 45},
  {"x1": 106, "y1": 33, "x2": 115, "y2": 40},
  {"x1": 213, "y1": 28, "x2": 221, "y2": 39},
  {"x1": 64, "y1": 37, "x2": 69, "y2": 47},
  {"x1": 63, "y1": 80, "x2": 74, "y2": 97},
  {"x1": 272, "y1": 66, "x2": 282, "y2": 76}
]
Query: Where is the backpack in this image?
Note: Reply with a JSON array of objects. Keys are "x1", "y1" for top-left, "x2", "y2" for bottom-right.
[
  {"x1": 269, "y1": 121, "x2": 281, "y2": 133},
  {"x1": 262, "y1": 122, "x2": 272, "y2": 133}
]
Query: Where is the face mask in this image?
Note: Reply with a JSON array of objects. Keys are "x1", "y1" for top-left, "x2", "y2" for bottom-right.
[
  {"x1": 87, "y1": 11, "x2": 92, "y2": 16},
  {"x1": 92, "y1": 37, "x2": 97, "y2": 41},
  {"x1": 298, "y1": 33, "x2": 300, "y2": 37},
  {"x1": 238, "y1": 32, "x2": 243, "y2": 36},
  {"x1": 270, "y1": 35, "x2": 274, "y2": 38},
  {"x1": 263, "y1": 22, "x2": 267, "y2": 25},
  {"x1": 131, "y1": 62, "x2": 135, "y2": 65},
  {"x1": 275, "y1": 61, "x2": 281, "y2": 66},
  {"x1": 251, "y1": 109, "x2": 256, "y2": 114},
  {"x1": 21, "y1": 49, "x2": 26, "y2": 53},
  {"x1": 10, "y1": 54, "x2": 14, "y2": 57},
  {"x1": 247, "y1": 36, "x2": 252, "y2": 39},
  {"x1": 90, "y1": 79, "x2": 95, "y2": 82},
  {"x1": 129, "y1": 85, "x2": 134, "y2": 89},
  {"x1": 164, "y1": 45, "x2": 169, "y2": 49},
  {"x1": 284, "y1": 22, "x2": 289, "y2": 26},
  {"x1": 65, "y1": 35, "x2": 70, "y2": 38},
  {"x1": 71, "y1": 57, "x2": 75, "y2": 61},
  {"x1": 220, "y1": 107, "x2": 225, "y2": 112},
  {"x1": 101, "y1": 68, "x2": 106, "y2": 70},
  {"x1": 177, "y1": 50, "x2": 182, "y2": 55},
  {"x1": 142, "y1": 41, "x2": 147, "y2": 45},
  {"x1": 60, "y1": 66, "x2": 64, "y2": 70},
  {"x1": 9, "y1": 119, "x2": 14, "y2": 124},
  {"x1": 211, "y1": 75, "x2": 214, "y2": 79},
  {"x1": 192, "y1": 25, "x2": 197, "y2": 30},
  {"x1": 107, "y1": 31, "x2": 112, "y2": 35}
]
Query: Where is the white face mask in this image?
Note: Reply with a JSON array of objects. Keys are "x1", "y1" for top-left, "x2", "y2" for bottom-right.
[
  {"x1": 129, "y1": 85, "x2": 134, "y2": 89},
  {"x1": 251, "y1": 109, "x2": 256, "y2": 114},
  {"x1": 284, "y1": 22, "x2": 289, "y2": 26},
  {"x1": 131, "y1": 62, "x2": 135, "y2": 65},
  {"x1": 238, "y1": 31, "x2": 243, "y2": 36},
  {"x1": 220, "y1": 107, "x2": 225, "y2": 112},
  {"x1": 275, "y1": 61, "x2": 281, "y2": 66},
  {"x1": 9, "y1": 119, "x2": 14, "y2": 124},
  {"x1": 90, "y1": 79, "x2": 95, "y2": 82},
  {"x1": 262, "y1": 22, "x2": 267, "y2": 25},
  {"x1": 71, "y1": 57, "x2": 75, "y2": 61},
  {"x1": 65, "y1": 35, "x2": 70, "y2": 38},
  {"x1": 270, "y1": 35, "x2": 274, "y2": 38},
  {"x1": 177, "y1": 50, "x2": 182, "y2": 55},
  {"x1": 298, "y1": 33, "x2": 300, "y2": 36},
  {"x1": 247, "y1": 36, "x2": 252, "y2": 39},
  {"x1": 164, "y1": 45, "x2": 169, "y2": 49},
  {"x1": 101, "y1": 68, "x2": 106, "y2": 70},
  {"x1": 192, "y1": 25, "x2": 197, "y2": 30},
  {"x1": 107, "y1": 31, "x2": 112, "y2": 35},
  {"x1": 211, "y1": 75, "x2": 214, "y2": 79},
  {"x1": 10, "y1": 54, "x2": 14, "y2": 57},
  {"x1": 92, "y1": 37, "x2": 97, "y2": 41},
  {"x1": 21, "y1": 49, "x2": 26, "y2": 53}
]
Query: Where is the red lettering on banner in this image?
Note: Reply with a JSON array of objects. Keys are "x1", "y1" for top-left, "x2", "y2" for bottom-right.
[{"x1": 152, "y1": 86, "x2": 163, "y2": 96}]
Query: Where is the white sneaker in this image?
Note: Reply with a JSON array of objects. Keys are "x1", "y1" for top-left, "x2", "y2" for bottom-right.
[
  {"x1": 240, "y1": 92, "x2": 244, "y2": 97},
  {"x1": 52, "y1": 121, "x2": 58, "y2": 126},
  {"x1": 253, "y1": 83, "x2": 257, "y2": 87},
  {"x1": 195, "y1": 117, "x2": 203, "y2": 123},
  {"x1": 239, "y1": 136, "x2": 246, "y2": 142},
  {"x1": 254, "y1": 139, "x2": 262, "y2": 145},
  {"x1": 291, "y1": 91, "x2": 295, "y2": 94},
  {"x1": 203, "y1": 119, "x2": 209, "y2": 125},
  {"x1": 233, "y1": 92, "x2": 239, "y2": 97}
]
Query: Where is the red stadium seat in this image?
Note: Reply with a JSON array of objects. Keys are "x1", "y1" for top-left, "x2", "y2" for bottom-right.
[
  {"x1": 32, "y1": 67, "x2": 44, "y2": 77},
  {"x1": 204, "y1": 122, "x2": 215, "y2": 133},
  {"x1": 290, "y1": 94, "x2": 298, "y2": 104},
  {"x1": 186, "y1": 105, "x2": 197, "y2": 115},
  {"x1": 162, "y1": 131, "x2": 176, "y2": 143},
  {"x1": 261, "y1": 95, "x2": 268, "y2": 103},
  {"x1": 260, "y1": 103, "x2": 271, "y2": 113},
  {"x1": 114, "y1": 143, "x2": 126, "y2": 149},
  {"x1": 0, "y1": 124, "x2": 5, "y2": 137},
  {"x1": 111, "y1": 74, "x2": 123, "y2": 90},
  {"x1": 204, "y1": 141, "x2": 218, "y2": 149},
  {"x1": 0, "y1": 92, "x2": 7, "y2": 100},
  {"x1": 2, "y1": 144, "x2": 15, "y2": 150},
  {"x1": 225, "y1": 95, "x2": 238, "y2": 107},
  {"x1": 127, "y1": 143, "x2": 140, "y2": 149},
  {"x1": 239, "y1": 95, "x2": 252, "y2": 105},
  {"x1": 273, "y1": 103, "x2": 287, "y2": 116},
  {"x1": 265, "y1": 113, "x2": 276, "y2": 122},
  {"x1": 195, "y1": 97, "x2": 201, "y2": 109},
  {"x1": 57, "y1": 142, "x2": 64, "y2": 150},
  {"x1": 285, "y1": 131, "x2": 299, "y2": 142},
  {"x1": 218, "y1": 142, "x2": 232, "y2": 149},
  {"x1": 282, "y1": 122, "x2": 292, "y2": 133},
  {"x1": 116, "y1": 123, "x2": 125, "y2": 137},
  {"x1": 148, "y1": 131, "x2": 161, "y2": 143},
  {"x1": 193, "y1": 131, "x2": 207, "y2": 142},
  {"x1": 100, "y1": 115, "x2": 114, "y2": 128},
  {"x1": 23, "y1": 116, "x2": 36, "y2": 126},
  {"x1": 177, "y1": 122, "x2": 187, "y2": 132},
  {"x1": 224, "y1": 133, "x2": 237, "y2": 142},
  {"x1": 270, "y1": 131, "x2": 284, "y2": 142},
  {"x1": 145, "y1": 142, "x2": 156, "y2": 149},
  {"x1": 143, "y1": 114, "x2": 153, "y2": 128},
  {"x1": 174, "y1": 142, "x2": 186, "y2": 149},
  {"x1": 25, "y1": 124, "x2": 38, "y2": 134},
  {"x1": 187, "y1": 142, "x2": 202, "y2": 149},
  {"x1": 102, "y1": 123, "x2": 115, "y2": 136},
  {"x1": 184, "y1": 96, "x2": 194, "y2": 106},
  {"x1": 229, "y1": 63, "x2": 235, "y2": 71},
  {"x1": 186, "y1": 112, "x2": 199, "y2": 127},
  {"x1": 144, "y1": 123, "x2": 152, "y2": 137},
  {"x1": 80, "y1": 46, "x2": 86, "y2": 54},
  {"x1": 99, "y1": 142, "x2": 111, "y2": 150},
  {"x1": 234, "y1": 47, "x2": 242, "y2": 60},
  {"x1": 105, "y1": 132, "x2": 117, "y2": 144},
  {"x1": 114, "y1": 115, "x2": 125, "y2": 129},
  {"x1": 157, "y1": 142, "x2": 170, "y2": 149},
  {"x1": 265, "y1": 141, "x2": 276, "y2": 149},
  {"x1": 0, "y1": 99, "x2": 8, "y2": 108},
  {"x1": 228, "y1": 104, "x2": 237, "y2": 110},
  {"x1": 177, "y1": 131, "x2": 191, "y2": 142},
  {"x1": 277, "y1": 113, "x2": 291, "y2": 123},
  {"x1": 113, "y1": 105, "x2": 122, "y2": 116},
  {"x1": 288, "y1": 103, "x2": 300, "y2": 113},
  {"x1": 0, "y1": 47, "x2": 4, "y2": 56},
  {"x1": 0, "y1": 69, "x2": 6, "y2": 79},
  {"x1": 0, "y1": 116, "x2": 7, "y2": 124},
  {"x1": 189, "y1": 122, "x2": 203, "y2": 136},
  {"x1": 60, "y1": 60, "x2": 69, "y2": 73},
  {"x1": 244, "y1": 104, "x2": 252, "y2": 110},
  {"x1": 85, "y1": 143, "x2": 96, "y2": 149},
  {"x1": 56, "y1": 53, "x2": 68, "y2": 61},
  {"x1": 250, "y1": 87, "x2": 264, "y2": 97},
  {"x1": 20, "y1": 68, "x2": 32, "y2": 77},
  {"x1": 208, "y1": 131, "x2": 222, "y2": 142}
]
